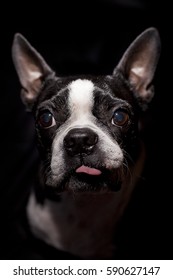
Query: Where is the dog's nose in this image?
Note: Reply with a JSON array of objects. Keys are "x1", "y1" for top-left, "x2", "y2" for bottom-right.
[{"x1": 64, "y1": 128, "x2": 98, "y2": 156}]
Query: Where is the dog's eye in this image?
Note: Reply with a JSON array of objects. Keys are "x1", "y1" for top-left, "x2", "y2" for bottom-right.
[
  {"x1": 38, "y1": 111, "x2": 56, "y2": 129},
  {"x1": 112, "y1": 109, "x2": 129, "y2": 126}
]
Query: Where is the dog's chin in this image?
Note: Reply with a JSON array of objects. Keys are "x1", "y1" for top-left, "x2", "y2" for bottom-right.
[
  {"x1": 46, "y1": 167, "x2": 123, "y2": 194},
  {"x1": 67, "y1": 173, "x2": 122, "y2": 193}
]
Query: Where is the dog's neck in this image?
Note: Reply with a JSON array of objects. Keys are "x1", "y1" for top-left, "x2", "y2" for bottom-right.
[{"x1": 27, "y1": 142, "x2": 145, "y2": 259}]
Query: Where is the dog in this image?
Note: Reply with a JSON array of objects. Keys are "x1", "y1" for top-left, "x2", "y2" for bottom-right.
[{"x1": 12, "y1": 27, "x2": 161, "y2": 259}]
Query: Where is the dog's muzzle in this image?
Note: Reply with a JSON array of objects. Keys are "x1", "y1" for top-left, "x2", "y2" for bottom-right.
[
  {"x1": 47, "y1": 126, "x2": 124, "y2": 192},
  {"x1": 63, "y1": 127, "x2": 98, "y2": 156}
]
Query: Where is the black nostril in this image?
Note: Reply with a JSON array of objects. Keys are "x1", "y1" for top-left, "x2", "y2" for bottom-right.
[{"x1": 63, "y1": 128, "x2": 98, "y2": 155}]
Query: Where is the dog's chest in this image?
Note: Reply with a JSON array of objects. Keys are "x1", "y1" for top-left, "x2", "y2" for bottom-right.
[{"x1": 27, "y1": 191, "x2": 124, "y2": 258}]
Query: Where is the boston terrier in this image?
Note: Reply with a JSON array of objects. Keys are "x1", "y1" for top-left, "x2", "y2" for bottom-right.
[{"x1": 12, "y1": 27, "x2": 161, "y2": 259}]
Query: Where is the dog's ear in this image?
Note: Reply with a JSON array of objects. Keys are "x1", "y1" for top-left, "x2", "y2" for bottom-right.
[
  {"x1": 12, "y1": 33, "x2": 55, "y2": 110},
  {"x1": 114, "y1": 27, "x2": 161, "y2": 107}
]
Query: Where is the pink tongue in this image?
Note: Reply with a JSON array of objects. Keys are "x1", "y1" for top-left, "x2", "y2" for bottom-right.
[{"x1": 76, "y1": 165, "x2": 102, "y2": 176}]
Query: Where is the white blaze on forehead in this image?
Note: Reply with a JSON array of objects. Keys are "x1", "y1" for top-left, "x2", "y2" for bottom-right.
[{"x1": 68, "y1": 79, "x2": 94, "y2": 116}]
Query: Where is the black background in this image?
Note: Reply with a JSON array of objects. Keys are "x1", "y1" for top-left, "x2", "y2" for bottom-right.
[{"x1": 1, "y1": 0, "x2": 172, "y2": 259}]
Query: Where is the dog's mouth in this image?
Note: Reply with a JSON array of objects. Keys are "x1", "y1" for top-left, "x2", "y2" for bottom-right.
[
  {"x1": 45, "y1": 159, "x2": 124, "y2": 195},
  {"x1": 58, "y1": 163, "x2": 123, "y2": 193},
  {"x1": 44, "y1": 166, "x2": 122, "y2": 200},
  {"x1": 44, "y1": 167, "x2": 123, "y2": 200}
]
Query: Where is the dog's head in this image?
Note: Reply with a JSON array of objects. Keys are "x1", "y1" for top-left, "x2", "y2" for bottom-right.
[{"x1": 12, "y1": 28, "x2": 160, "y2": 193}]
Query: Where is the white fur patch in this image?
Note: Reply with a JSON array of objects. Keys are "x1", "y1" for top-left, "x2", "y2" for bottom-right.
[{"x1": 68, "y1": 79, "x2": 94, "y2": 118}]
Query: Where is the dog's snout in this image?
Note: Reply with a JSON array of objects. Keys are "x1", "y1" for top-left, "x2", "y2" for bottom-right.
[{"x1": 64, "y1": 128, "x2": 98, "y2": 156}]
